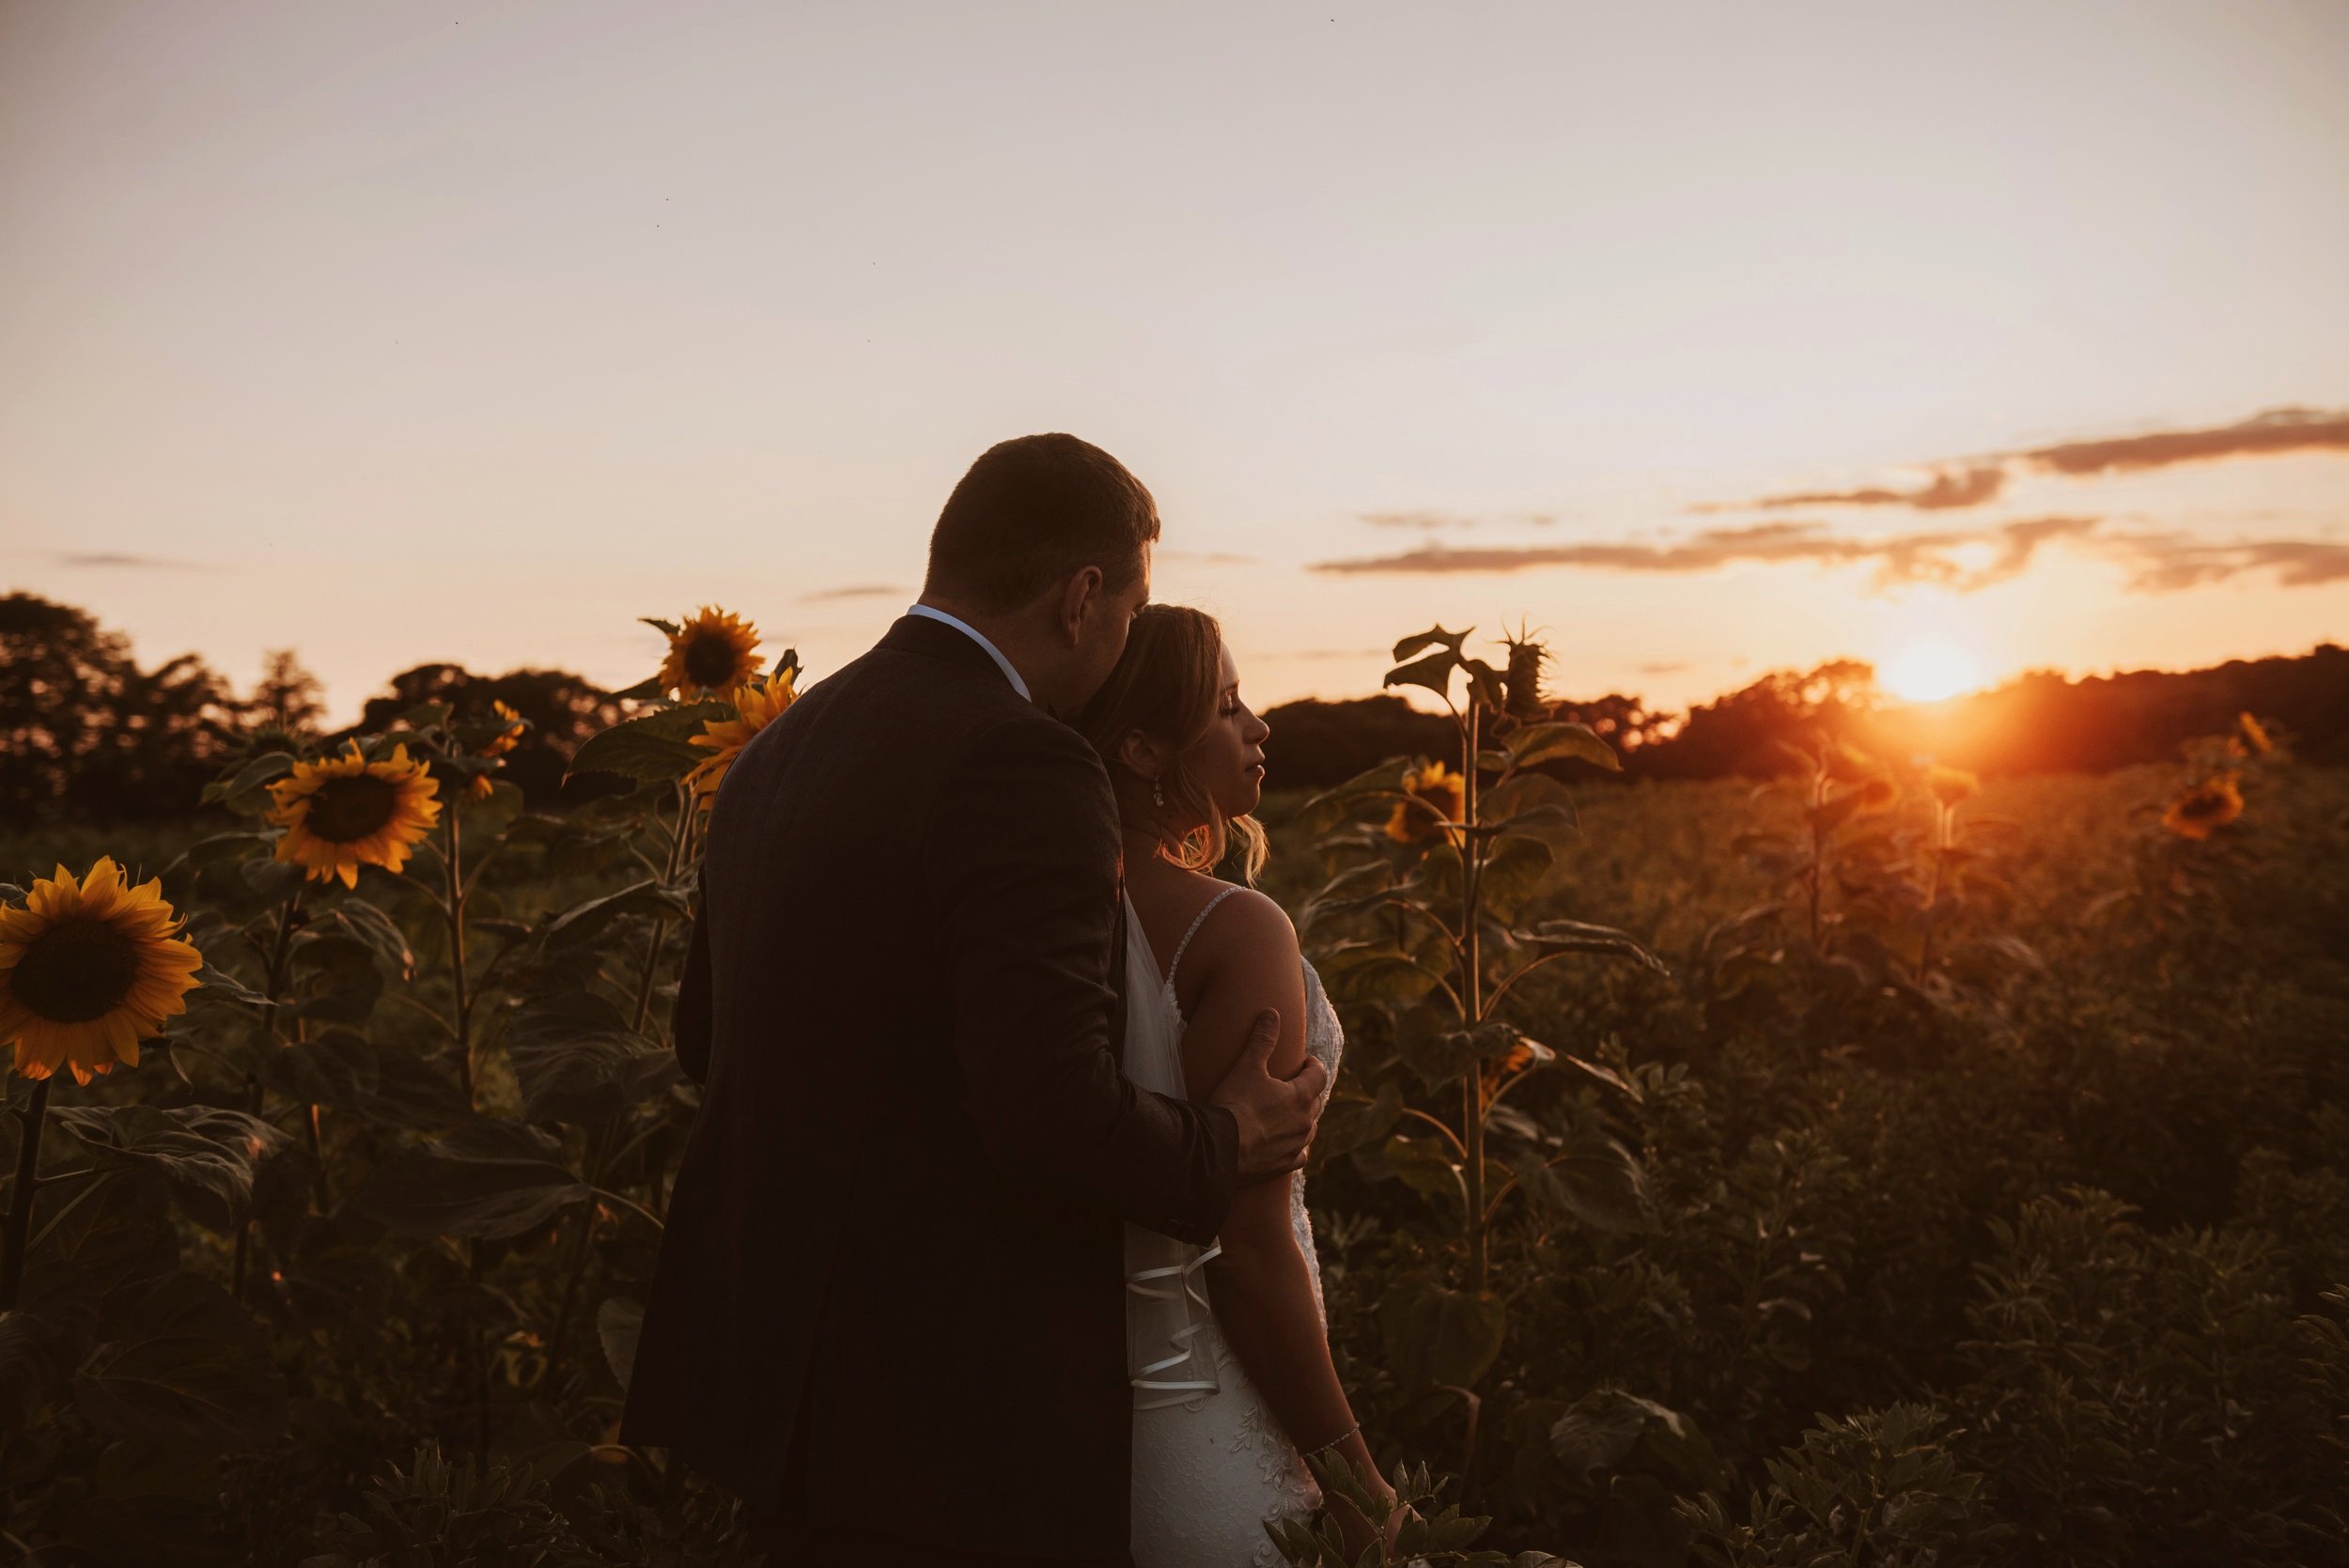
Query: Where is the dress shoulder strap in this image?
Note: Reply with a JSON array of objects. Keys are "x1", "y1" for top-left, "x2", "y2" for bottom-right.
[{"x1": 1164, "y1": 884, "x2": 1242, "y2": 992}]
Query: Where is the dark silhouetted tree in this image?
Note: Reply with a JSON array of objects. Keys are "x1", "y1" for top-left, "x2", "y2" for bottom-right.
[
  {"x1": 250, "y1": 648, "x2": 325, "y2": 738},
  {"x1": 0, "y1": 593, "x2": 243, "y2": 821},
  {"x1": 348, "y1": 662, "x2": 631, "y2": 803}
]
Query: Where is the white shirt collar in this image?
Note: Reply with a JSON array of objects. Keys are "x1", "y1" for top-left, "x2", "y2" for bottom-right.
[{"x1": 906, "y1": 604, "x2": 1033, "y2": 703}]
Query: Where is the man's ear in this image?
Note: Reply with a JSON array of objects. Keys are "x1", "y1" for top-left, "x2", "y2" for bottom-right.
[{"x1": 1055, "y1": 565, "x2": 1105, "y2": 647}]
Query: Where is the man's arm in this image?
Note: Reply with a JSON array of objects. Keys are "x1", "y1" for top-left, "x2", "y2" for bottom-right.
[{"x1": 925, "y1": 716, "x2": 1238, "y2": 1245}]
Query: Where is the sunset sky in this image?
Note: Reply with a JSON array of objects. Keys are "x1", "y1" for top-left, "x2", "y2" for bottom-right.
[{"x1": 4, "y1": 0, "x2": 2345, "y2": 723}]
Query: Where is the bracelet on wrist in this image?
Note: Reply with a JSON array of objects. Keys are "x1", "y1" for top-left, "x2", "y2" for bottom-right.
[{"x1": 1303, "y1": 1419, "x2": 1361, "y2": 1460}]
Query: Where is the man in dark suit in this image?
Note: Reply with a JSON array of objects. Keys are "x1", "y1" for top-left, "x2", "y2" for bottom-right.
[{"x1": 620, "y1": 434, "x2": 1329, "y2": 1564}]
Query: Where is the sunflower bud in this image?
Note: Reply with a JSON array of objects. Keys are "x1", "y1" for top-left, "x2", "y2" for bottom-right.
[{"x1": 1501, "y1": 630, "x2": 1549, "y2": 721}]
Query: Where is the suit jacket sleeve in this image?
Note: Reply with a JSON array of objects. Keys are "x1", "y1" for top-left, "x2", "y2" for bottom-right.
[
  {"x1": 925, "y1": 715, "x2": 1238, "y2": 1245},
  {"x1": 670, "y1": 864, "x2": 714, "y2": 1088}
]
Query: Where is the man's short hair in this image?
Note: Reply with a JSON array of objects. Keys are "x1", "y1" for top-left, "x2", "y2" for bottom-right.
[{"x1": 924, "y1": 434, "x2": 1160, "y2": 611}]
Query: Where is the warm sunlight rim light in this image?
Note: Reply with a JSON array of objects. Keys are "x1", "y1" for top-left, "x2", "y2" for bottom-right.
[{"x1": 1881, "y1": 639, "x2": 1984, "y2": 704}]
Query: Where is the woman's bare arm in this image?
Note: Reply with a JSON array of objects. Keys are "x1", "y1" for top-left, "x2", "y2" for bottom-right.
[{"x1": 1175, "y1": 889, "x2": 1392, "y2": 1514}]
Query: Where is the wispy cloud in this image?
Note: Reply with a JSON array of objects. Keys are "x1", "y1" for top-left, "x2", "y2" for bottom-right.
[
  {"x1": 1313, "y1": 515, "x2": 2098, "y2": 591},
  {"x1": 2103, "y1": 533, "x2": 2349, "y2": 590},
  {"x1": 1723, "y1": 464, "x2": 2007, "y2": 513},
  {"x1": 1698, "y1": 405, "x2": 2349, "y2": 514},
  {"x1": 2026, "y1": 406, "x2": 2349, "y2": 475},
  {"x1": 1361, "y1": 509, "x2": 1478, "y2": 531},
  {"x1": 1357, "y1": 508, "x2": 1558, "y2": 531},
  {"x1": 1315, "y1": 514, "x2": 2349, "y2": 594},
  {"x1": 1266, "y1": 646, "x2": 1393, "y2": 661},
  {"x1": 51, "y1": 551, "x2": 204, "y2": 570},
  {"x1": 798, "y1": 583, "x2": 901, "y2": 601},
  {"x1": 1159, "y1": 549, "x2": 1259, "y2": 565}
]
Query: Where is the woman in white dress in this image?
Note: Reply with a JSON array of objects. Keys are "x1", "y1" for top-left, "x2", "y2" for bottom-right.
[{"x1": 1078, "y1": 605, "x2": 1397, "y2": 1567}]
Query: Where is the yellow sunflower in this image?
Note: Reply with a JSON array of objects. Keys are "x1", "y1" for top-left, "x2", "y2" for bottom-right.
[
  {"x1": 268, "y1": 741, "x2": 443, "y2": 888},
  {"x1": 685, "y1": 673, "x2": 799, "y2": 801},
  {"x1": 478, "y1": 699, "x2": 526, "y2": 759},
  {"x1": 659, "y1": 607, "x2": 764, "y2": 697},
  {"x1": 1384, "y1": 760, "x2": 1467, "y2": 844},
  {"x1": 0, "y1": 859, "x2": 204, "y2": 1084},
  {"x1": 1925, "y1": 765, "x2": 1980, "y2": 809},
  {"x1": 465, "y1": 699, "x2": 527, "y2": 802},
  {"x1": 2162, "y1": 772, "x2": 2244, "y2": 841}
]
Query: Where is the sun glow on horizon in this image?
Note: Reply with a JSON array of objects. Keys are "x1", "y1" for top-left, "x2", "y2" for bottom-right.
[{"x1": 1880, "y1": 638, "x2": 1985, "y2": 704}]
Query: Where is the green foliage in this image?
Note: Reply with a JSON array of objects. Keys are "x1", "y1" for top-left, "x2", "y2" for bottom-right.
[
  {"x1": 1267, "y1": 1451, "x2": 1578, "y2": 1566},
  {"x1": 1674, "y1": 1403, "x2": 2008, "y2": 1567}
]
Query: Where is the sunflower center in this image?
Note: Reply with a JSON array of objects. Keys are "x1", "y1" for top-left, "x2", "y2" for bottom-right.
[
  {"x1": 305, "y1": 774, "x2": 400, "y2": 843},
  {"x1": 680, "y1": 632, "x2": 740, "y2": 689},
  {"x1": 11, "y1": 918, "x2": 141, "y2": 1024}
]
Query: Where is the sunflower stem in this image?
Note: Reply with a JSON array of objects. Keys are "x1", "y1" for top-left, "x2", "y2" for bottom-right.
[
  {"x1": 443, "y1": 804, "x2": 474, "y2": 1110},
  {"x1": 1, "y1": 1075, "x2": 54, "y2": 1312},
  {"x1": 238, "y1": 889, "x2": 304, "y2": 1303},
  {"x1": 541, "y1": 1122, "x2": 615, "y2": 1399},
  {"x1": 628, "y1": 784, "x2": 693, "y2": 1036}
]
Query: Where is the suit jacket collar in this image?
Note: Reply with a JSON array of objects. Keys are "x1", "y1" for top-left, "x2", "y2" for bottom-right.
[{"x1": 878, "y1": 613, "x2": 1017, "y2": 689}]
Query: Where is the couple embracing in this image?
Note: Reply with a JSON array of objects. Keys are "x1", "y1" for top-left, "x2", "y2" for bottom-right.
[{"x1": 620, "y1": 434, "x2": 1395, "y2": 1564}]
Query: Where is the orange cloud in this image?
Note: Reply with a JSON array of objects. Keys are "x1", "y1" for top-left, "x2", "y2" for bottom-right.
[
  {"x1": 1312, "y1": 515, "x2": 2097, "y2": 590},
  {"x1": 1696, "y1": 404, "x2": 2349, "y2": 515},
  {"x1": 1732, "y1": 464, "x2": 2007, "y2": 512},
  {"x1": 2025, "y1": 406, "x2": 2349, "y2": 475}
]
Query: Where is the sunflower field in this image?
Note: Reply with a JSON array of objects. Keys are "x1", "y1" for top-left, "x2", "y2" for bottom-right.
[{"x1": 2, "y1": 612, "x2": 2343, "y2": 1568}]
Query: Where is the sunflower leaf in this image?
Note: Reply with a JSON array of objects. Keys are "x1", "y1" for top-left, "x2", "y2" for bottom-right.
[
  {"x1": 352, "y1": 1119, "x2": 590, "y2": 1240},
  {"x1": 1513, "y1": 1128, "x2": 1657, "y2": 1234},
  {"x1": 199, "y1": 753, "x2": 293, "y2": 810},
  {"x1": 607, "y1": 674, "x2": 669, "y2": 703},
  {"x1": 1386, "y1": 650, "x2": 1463, "y2": 703},
  {"x1": 1391, "y1": 625, "x2": 1470, "y2": 664},
  {"x1": 0, "y1": 1303, "x2": 87, "y2": 1433},
  {"x1": 637, "y1": 615, "x2": 682, "y2": 637},
  {"x1": 1502, "y1": 721, "x2": 1621, "y2": 774},
  {"x1": 507, "y1": 990, "x2": 680, "y2": 1125},
  {"x1": 565, "y1": 702, "x2": 731, "y2": 784},
  {"x1": 598, "y1": 1296, "x2": 645, "y2": 1392},
  {"x1": 1377, "y1": 1275, "x2": 1506, "y2": 1389},
  {"x1": 190, "y1": 964, "x2": 272, "y2": 1007},
  {"x1": 16, "y1": 1173, "x2": 176, "y2": 1315},
  {"x1": 541, "y1": 878, "x2": 690, "y2": 951},
  {"x1": 72, "y1": 1270, "x2": 287, "y2": 1452},
  {"x1": 287, "y1": 931, "x2": 385, "y2": 1023},
  {"x1": 46, "y1": 1105, "x2": 289, "y2": 1234}
]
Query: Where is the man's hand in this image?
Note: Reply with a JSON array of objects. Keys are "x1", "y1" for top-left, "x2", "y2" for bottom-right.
[{"x1": 1208, "y1": 1009, "x2": 1329, "y2": 1183}]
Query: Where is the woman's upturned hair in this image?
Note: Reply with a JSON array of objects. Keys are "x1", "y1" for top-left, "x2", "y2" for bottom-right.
[{"x1": 1078, "y1": 604, "x2": 1268, "y2": 883}]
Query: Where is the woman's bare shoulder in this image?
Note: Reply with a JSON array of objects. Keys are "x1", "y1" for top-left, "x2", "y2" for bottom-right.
[{"x1": 1187, "y1": 883, "x2": 1300, "y2": 977}]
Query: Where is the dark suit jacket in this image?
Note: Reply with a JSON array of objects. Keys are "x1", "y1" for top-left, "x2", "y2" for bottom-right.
[{"x1": 619, "y1": 613, "x2": 1241, "y2": 1560}]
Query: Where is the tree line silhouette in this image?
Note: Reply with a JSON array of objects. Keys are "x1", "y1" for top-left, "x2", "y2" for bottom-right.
[
  {"x1": 1, "y1": 594, "x2": 626, "y2": 821},
  {"x1": 3, "y1": 590, "x2": 2339, "y2": 821}
]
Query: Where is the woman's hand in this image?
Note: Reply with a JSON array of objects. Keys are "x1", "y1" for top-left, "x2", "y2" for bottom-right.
[{"x1": 1329, "y1": 1479, "x2": 1407, "y2": 1561}]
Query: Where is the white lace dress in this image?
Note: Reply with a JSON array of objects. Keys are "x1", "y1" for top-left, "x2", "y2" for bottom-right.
[{"x1": 1124, "y1": 887, "x2": 1346, "y2": 1568}]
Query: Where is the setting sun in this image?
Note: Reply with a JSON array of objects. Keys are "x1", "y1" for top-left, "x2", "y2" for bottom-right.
[{"x1": 1880, "y1": 638, "x2": 1984, "y2": 704}]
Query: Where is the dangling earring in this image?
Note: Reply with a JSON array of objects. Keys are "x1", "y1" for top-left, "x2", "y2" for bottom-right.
[{"x1": 1152, "y1": 775, "x2": 1166, "y2": 809}]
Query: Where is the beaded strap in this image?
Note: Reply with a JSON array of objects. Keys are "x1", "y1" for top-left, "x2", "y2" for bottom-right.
[{"x1": 1164, "y1": 885, "x2": 1242, "y2": 993}]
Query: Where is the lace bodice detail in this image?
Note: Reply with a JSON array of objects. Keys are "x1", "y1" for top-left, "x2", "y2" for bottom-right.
[{"x1": 1122, "y1": 888, "x2": 1346, "y2": 1567}]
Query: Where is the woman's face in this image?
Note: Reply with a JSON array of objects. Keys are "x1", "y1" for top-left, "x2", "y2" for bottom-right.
[{"x1": 1187, "y1": 641, "x2": 1270, "y2": 819}]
